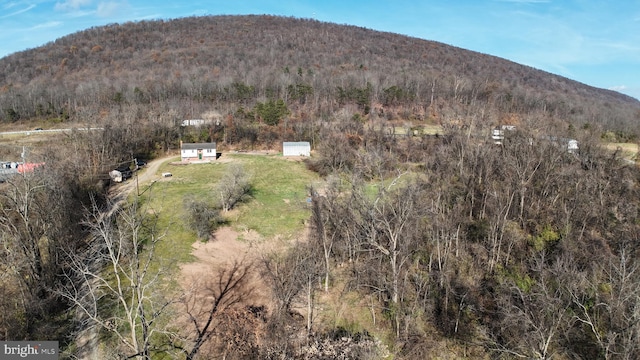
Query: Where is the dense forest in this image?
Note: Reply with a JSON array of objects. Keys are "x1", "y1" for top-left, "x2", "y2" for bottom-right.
[
  {"x1": 1, "y1": 15, "x2": 639, "y2": 135},
  {"x1": 1, "y1": 15, "x2": 640, "y2": 359}
]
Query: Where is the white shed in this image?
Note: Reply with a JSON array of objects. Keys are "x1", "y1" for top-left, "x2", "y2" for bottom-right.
[
  {"x1": 181, "y1": 142, "x2": 217, "y2": 162},
  {"x1": 283, "y1": 142, "x2": 311, "y2": 156},
  {"x1": 567, "y1": 139, "x2": 579, "y2": 153}
]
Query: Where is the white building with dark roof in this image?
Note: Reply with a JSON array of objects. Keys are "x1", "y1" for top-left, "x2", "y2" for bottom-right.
[{"x1": 181, "y1": 142, "x2": 217, "y2": 162}]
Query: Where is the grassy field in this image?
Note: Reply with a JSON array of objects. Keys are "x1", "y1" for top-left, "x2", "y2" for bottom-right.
[
  {"x1": 604, "y1": 142, "x2": 639, "y2": 161},
  {"x1": 384, "y1": 124, "x2": 443, "y2": 136},
  {"x1": 232, "y1": 154, "x2": 321, "y2": 238},
  {"x1": 137, "y1": 153, "x2": 320, "y2": 271}
]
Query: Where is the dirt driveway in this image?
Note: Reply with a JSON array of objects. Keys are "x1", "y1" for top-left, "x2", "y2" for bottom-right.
[{"x1": 109, "y1": 155, "x2": 173, "y2": 196}]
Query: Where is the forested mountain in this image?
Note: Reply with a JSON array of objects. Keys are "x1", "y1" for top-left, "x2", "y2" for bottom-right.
[
  {"x1": 1, "y1": 15, "x2": 638, "y2": 135},
  {"x1": 3, "y1": 15, "x2": 640, "y2": 360}
]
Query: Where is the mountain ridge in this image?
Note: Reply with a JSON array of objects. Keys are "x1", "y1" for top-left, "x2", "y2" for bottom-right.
[{"x1": 0, "y1": 15, "x2": 638, "y2": 132}]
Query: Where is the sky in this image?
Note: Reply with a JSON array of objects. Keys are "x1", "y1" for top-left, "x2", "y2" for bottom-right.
[{"x1": 1, "y1": 0, "x2": 639, "y2": 100}]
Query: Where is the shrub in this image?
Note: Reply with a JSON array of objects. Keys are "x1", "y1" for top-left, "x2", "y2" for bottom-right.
[{"x1": 184, "y1": 197, "x2": 225, "y2": 240}]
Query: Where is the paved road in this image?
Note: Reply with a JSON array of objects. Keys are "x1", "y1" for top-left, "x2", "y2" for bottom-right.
[{"x1": 0, "y1": 127, "x2": 104, "y2": 136}]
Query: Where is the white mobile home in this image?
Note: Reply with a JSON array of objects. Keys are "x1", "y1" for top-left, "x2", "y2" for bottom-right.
[
  {"x1": 283, "y1": 142, "x2": 311, "y2": 157},
  {"x1": 181, "y1": 119, "x2": 211, "y2": 127}
]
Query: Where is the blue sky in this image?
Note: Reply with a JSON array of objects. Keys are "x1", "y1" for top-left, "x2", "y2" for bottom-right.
[{"x1": 1, "y1": 0, "x2": 639, "y2": 100}]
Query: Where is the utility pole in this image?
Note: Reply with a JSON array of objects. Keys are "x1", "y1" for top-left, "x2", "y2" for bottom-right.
[
  {"x1": 134, "y1": 157, "x2": 139, "y2": 196},
  {"x1": 20, "y1": 146, "x2": 27, "y2": 177}
]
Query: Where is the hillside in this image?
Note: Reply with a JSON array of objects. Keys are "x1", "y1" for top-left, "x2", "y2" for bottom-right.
[
  {"x1": 1, "y1": 15, "x2": 639, "y2": 136},
  {"x1": 3, "y1": 15, "x2": 640, "y2": 360}
]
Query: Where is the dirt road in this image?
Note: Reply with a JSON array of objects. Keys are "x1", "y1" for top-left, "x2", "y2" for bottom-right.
[{"x1": 108, "y1": 154, "x2": 176, "y2": 201}]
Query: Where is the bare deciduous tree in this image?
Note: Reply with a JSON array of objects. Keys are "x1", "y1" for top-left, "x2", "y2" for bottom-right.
[
  {"x1": 569, "y1": 246, "x2": 640, "y2": 360},
  {"x1": 261, "y1": 243, "x2": 317, "y2": 319},
  {"x1": 309, "y1": 179, "x2": 345, "y2": 293},
  {"x1": 215, "y1": 164, "x2": 252, "y2": 212},
  {"x1": 60, "y1": 198, "x2": 172, "y2": 359},
  {"x1": 334, "y1": 175, "x2": 425, "y2": 339},
  {"x1": 488, "y1": 254, "x2": 572, "y2": 360},
  {"x1": 0, "y1": 172, "x2": 50, "y2": 298}
]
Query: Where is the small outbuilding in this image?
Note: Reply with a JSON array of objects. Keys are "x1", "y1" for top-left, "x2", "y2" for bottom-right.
[
  {"x1": 283, "y1": 141, "x2": 311, "y2": 157},
  {"x1": 181, "y1": 142, "x2": 217, "y2": 162}
]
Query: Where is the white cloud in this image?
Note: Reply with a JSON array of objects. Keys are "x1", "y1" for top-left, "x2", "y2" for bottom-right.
[
  {"x1": 96, "y1": 1, "x2": 129, "y2": 17},
  {"x1": 0, "y1": 4, "x2": 35, "y2": 18},
  {"x1": 609, "y1": 85, "x2": 628, "y2": 92},
  {"x1": 3, "y1": 2, "x2": 20, "y2": 10},
  {"x1": 30, "y1": 21, "x2": 63, "y2": 30},
  {"x1": 55, "y1": 0, "x2": 92, "y2": 12},
  {"x1": 135, "y1": 13, "x2": 162, "y2": 20},
  {"x1": 191, "y1": 9, "x2": 208, "y2": 16}
]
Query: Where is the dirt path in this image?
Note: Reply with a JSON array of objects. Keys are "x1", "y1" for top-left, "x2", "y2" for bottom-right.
[
  {"x1": 179, "y1": 226, "x2": 272, "y2": 301},
  {"x1": 181, "y1": 227, "x2": 262, "y2": 274}
]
